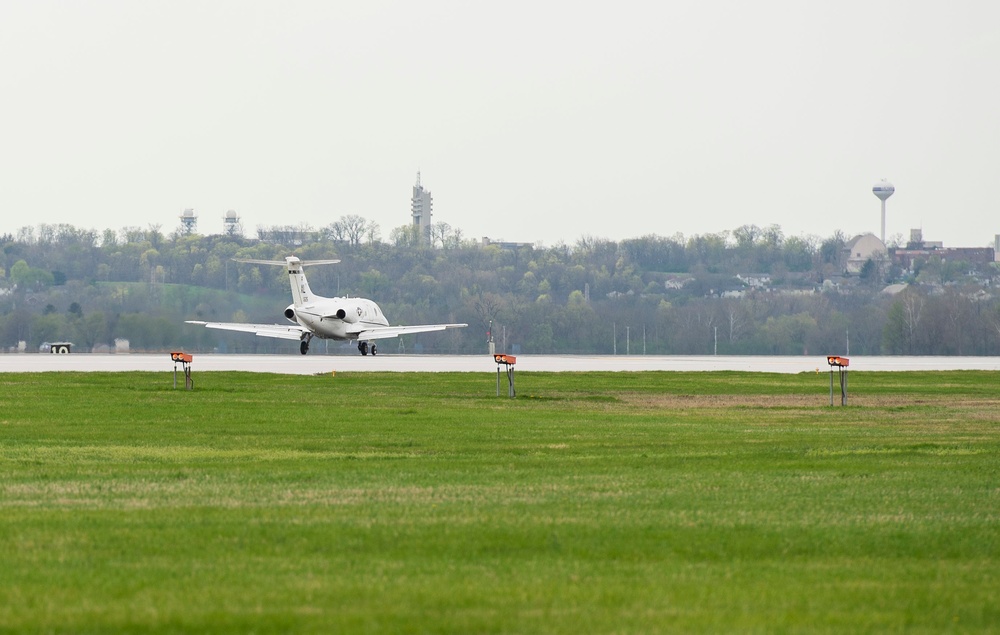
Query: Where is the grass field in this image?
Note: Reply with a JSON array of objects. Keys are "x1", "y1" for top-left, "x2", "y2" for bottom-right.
[{"x1": 1, "y1": 369, "x2": 998, "y2": 633}]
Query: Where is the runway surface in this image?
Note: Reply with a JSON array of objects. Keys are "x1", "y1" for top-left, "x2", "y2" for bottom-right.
[{"x1": 3, "y1": 354, "x2": 1000, "y2": 374}]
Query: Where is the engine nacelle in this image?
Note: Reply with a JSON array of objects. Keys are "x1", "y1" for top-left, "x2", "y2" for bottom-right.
[
  {"x1": 334, "y1": 307, "x2": 360, "y2": 323},
  {"x1": 284, "y1": 305, "x2": 296, "y2": 322}
]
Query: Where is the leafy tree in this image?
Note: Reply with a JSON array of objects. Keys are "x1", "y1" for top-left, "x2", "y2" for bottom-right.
[
  {"x1": 819, "y1": 231, "x2": 847, "y2": 270},
  {"x1": 859, "y1": 259, "x2": 877, "y2": 284},
  {"x1": 390, "y1": 225, "x2": 420, "y2": 248},
  {"x1": 9, "y1": 259, "x2": 54, "y2": 290},
  {"x1": 758, "y1": 313, "x2": 816, "y2": 355}
]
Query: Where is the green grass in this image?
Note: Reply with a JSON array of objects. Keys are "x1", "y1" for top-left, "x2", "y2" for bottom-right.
[{"x1": 1, "y1": 370, "x2": 998, "y2": 633}]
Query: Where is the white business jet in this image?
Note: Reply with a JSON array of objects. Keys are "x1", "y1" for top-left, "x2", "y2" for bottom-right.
[{"x1": 186, "y1": 256, "x2": 467, "y2": 355}]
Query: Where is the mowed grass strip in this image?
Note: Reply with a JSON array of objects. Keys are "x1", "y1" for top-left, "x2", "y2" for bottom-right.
[{"x1": 1, "y1": 370, "x2": 998, "y2": 633}]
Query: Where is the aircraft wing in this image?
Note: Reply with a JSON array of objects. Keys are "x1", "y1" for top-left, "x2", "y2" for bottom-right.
[
  {"x1": 354, "y1": 323, "x2": 468, "y2": 341},
  {"x1": 185, "y1": 320, "x2": 306, "y2": 341}
]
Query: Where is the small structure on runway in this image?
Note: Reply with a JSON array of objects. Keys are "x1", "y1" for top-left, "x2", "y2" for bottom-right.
[
  {"x1": 170, "y1": 351, "x2": 193, "y2": 390},
  {"x1": 41, "y1": 342, "x2": 73, "y2": 354},
  {"x1": 827, "y1": 355, "x2": 849, "y2": 405},
  {"x1": 494, "y1": 353, "x2": 516, "y2": 398}
]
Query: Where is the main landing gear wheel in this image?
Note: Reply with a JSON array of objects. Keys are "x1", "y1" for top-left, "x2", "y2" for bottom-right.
[
  {"x1": 358, "y1": 341, "x2": 369, "y2": 356},
  {"x1": 371, "y1": 343, "x2": 377, "y2": 356},
  {"x1": 300, "y1": 333, "x2": 312, "y2": 355}
]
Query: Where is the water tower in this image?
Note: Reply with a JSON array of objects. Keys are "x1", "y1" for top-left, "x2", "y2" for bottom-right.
[
  {"x1": 872, "y1": 179, "x2": 894, "y2": 244},
  {"x1": 179, "y1": 208, "x2": 197, "y2": 234}
]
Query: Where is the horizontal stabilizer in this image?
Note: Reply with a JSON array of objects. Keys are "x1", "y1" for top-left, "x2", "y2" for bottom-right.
[
  {"x1": 299, "y1": 259, "x2": 342, "y2": 267},
  {"x1": 232, "y1": 258, "x2": 287, "y2": 266},
  {"x1": 233, "y1": 258, "x2": 341, "y2": 267}
]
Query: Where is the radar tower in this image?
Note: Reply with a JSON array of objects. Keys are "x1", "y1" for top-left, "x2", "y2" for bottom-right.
[{"x1": 179, "y1": 208, "x2": 197, "y2": 235}]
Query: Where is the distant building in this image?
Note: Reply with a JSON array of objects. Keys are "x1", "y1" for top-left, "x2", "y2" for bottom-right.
[
  {"x1": 844, "y1": 233, "x2": 887, "y2": 274},
  {"x1": 891, "y1": 229, "x2": 994, "y2": 271},
  {"x1": 736, "y1": 273, "x2": 771, "y2": 289},
  {"x1": 411, "y1": 172, "x2": 432, "y2": 244},
  {"x1": 904, "y1": 228, "x2": 941, "y2": 250},
  {"x1": 481, "y1": 237, "x2": 534, "y2": 250}
]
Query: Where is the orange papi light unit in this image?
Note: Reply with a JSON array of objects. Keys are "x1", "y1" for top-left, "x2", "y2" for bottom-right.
[
  {"x1": 825, "y1": 355, "x2": 849, "y2": 406},
  {"x1": 170, "y1": 352, "x2": 194, "y2": 390},
  {"x1": 493, "y1": 353, "x2": 516, "y2": 398}
]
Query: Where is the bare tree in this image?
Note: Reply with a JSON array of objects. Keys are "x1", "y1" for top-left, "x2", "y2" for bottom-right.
[
  {"x1": 365, "y1": 221, "x2": 381, "y2": 245},
  {"x1": 473, "y1": 292, "x2": 504, "y2": 333},
  {"x1": 340, "y1": 214, "x2": 368, "y2": 246},
  {"x1": 722, "y1": 299, "x2": 751, "y2": 343},
  {"x1": 431, "y1": 222, "x2": 452, "y2": 249}
]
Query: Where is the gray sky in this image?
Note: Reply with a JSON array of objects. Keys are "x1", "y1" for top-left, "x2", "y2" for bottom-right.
[{"x1": 2, "y1": 1, "x2": 998, "y2": 248}]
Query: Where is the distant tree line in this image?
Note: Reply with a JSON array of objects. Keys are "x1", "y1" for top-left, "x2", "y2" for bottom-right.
[{"x1": 2, "y1": 219, "x2": 1000, "y2": 355}]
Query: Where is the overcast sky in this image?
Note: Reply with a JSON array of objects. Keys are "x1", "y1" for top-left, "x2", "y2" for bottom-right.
[{"x1": 2, "y1": 1, "x2": 998, "y2": 248}]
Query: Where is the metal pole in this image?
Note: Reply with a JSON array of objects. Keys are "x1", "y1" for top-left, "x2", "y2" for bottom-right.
[
  {"x1": 830, "y1": 368, "x2": 834, "y2": 406},
  {"x1": 842, "y1": 369, "x2": 848, "y2": 406},
  {"x1": 839, "y1": 369, "x2": 844, "y2": 406}
]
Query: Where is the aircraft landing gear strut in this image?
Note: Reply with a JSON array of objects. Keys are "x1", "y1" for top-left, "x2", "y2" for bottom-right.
[
  {"x1": 300, "y1": 333, "x2": 313, "y2": 355},
  {"x1": 358, "y1": 341, "x2": 377, "y2": 356}
]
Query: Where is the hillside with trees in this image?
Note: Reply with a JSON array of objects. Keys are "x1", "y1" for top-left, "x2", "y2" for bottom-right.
[{"x1": 2, "y1": 220, "x2": 1000, "y2": 355}]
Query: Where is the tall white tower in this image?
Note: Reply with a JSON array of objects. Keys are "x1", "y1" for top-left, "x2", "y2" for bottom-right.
[
  {"x1": 873, "y1": 179, "x2": 895, "y2": 244},
  {"x1": 411, "y1": 172, "x2": 433, "y2": 244}
]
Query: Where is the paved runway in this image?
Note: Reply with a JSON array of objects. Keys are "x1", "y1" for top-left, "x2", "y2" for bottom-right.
[{"x1": 3, "y1": 353, "x2": 1000, "y2": 374}]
